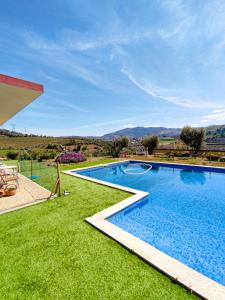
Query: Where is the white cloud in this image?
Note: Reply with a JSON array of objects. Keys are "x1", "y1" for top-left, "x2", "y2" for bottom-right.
[
  {"x1": 55, "y1": 99, "x2": 89, "y2": 113},
  {"x1": 39, "y1": 71, "x2": 61, "y2": 83},
  {"x1": 22, "y1": 31, "x2": 107, "y2": 89},
  {"x1": 73, "y1": 118, "x2": 135, "y2": 130},
  {"x1": 201, "y1": 109, "x2": 225, "y2": 123},
  {"x1": 22, "y1": 111, "x2": 67, "y2": 119},
  {"x1": 121, "y1": 67, "x2": 221, "y2": 109},
  {"x1": 72, "y1": 112, "x2": 162, "y2": 130},
  {"x1": 123, "y1": 123, "x2": 134, "y2": 128},
  {"x1": 212, "y1": 109, "x2": 224, "y2": 114},
  {"x1": 4, "y1": 1, "x2": 225, "y2": 136}
]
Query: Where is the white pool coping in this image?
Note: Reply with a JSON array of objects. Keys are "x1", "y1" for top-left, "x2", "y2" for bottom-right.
[{"x1": 64, "y1": 160, "x2": 225, "y2": 300}]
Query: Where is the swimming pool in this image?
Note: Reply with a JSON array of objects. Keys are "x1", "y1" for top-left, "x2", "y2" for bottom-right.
[{"x1": 66, "y1": 160, "x2": 225, "y2": 298}]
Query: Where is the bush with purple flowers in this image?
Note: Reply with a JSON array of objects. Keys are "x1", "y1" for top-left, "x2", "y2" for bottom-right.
[{"x1": 55, "y1": 152, "x2": 86, "y2": 164}]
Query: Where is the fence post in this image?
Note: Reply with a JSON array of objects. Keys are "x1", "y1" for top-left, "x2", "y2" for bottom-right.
[
  {"x1": 49, "y1": 162, "x2": 61, "y2": 199},
  {"x1": 57, "y1": 162, "x2": 61, "y2": 197},
  {"x1": 31, "y1": 159, "x2": 33, "y2": 180}
]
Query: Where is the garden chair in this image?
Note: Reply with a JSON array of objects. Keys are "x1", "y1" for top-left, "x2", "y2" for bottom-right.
[
  {"x1": 0, "y1": 170, "x2": 19, "y2": 187},
  {"x1": 0, "y1": 170, "x2": 19, "y2": 197}
]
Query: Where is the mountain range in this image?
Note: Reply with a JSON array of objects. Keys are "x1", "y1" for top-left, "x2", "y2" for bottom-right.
[
  {"x1": 102, "y1": 125, "x2": 225, "y2": 140},
  {"x1": 1, "y1": 125, "x2": 225, "y2": 141},
  {"x1": 102, "y1": 127, "x2": 181, "y2": 140}
]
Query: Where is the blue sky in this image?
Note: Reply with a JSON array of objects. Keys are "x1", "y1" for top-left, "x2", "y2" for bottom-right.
[{"x1": 1, "y1": 0, "x2": 225, "y2": 136}]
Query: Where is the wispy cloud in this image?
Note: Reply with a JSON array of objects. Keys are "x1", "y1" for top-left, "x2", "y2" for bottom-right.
[
  {"x1": 2, "y1": 1, "x2": 225, "y2": 136},
  {"x1": 123, "y1": 123, "x2": 134, "y2": 128},
  {"x1": 212, "y1": 109, "x2": 224, "y2": 114},
  {"x1": 22, "y1": 111, "x2": 67, "y2": 119},
  {"x1": 72, "y1": 112, "x2": 159, "y2": 130},
  {"x1": 201, "y1": 109, "x2": 225, "y2": 123},
  {"x1": 20, "y1": 2, "x2": 225, "y2": 109},
  {"x1": 38, "y1": 71, "x2": 61, "y2": 83},
  {"x1": 73, "y1": 118, "x2": 136, "y2": 130},
  {"x1": 55, "y1": 99, "x2": 89, "y2": 113},
  {"x1": 121, "y1": 67, "x2": 221, "y2": 109},
  {"x1": 22, "y1": 4, "x2": 193, "y2": 54},
  {"x1": 22, "y1": 31, "x2": 107, "y2": 89}
]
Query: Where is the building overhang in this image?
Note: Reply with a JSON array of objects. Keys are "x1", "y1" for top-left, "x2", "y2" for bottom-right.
[{"x1": 0, "y1": 74, "x2": 44, "y2": 125}]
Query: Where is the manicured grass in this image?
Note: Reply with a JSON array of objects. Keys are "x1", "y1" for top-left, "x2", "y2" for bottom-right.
[
  {"x1": 0, "y1": 159, "x2": 198, "y2": 299},
  {"x1": 3, "y1": 160, "x2": 19, "y2": 166},
  {"x1": 61, "y1": 158, "x2": 120, "y2": 171},
  {"x1": 20, "y1": 159, "x2": 118, "y2": 192},
  {"x1": 19, "y1": 160, "x2": 58, "y2": 192}
]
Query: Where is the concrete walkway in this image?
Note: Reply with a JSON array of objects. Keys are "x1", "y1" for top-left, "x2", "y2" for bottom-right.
[{"x1": 0, "y1": 174, "x2": 51, "y2": 214}]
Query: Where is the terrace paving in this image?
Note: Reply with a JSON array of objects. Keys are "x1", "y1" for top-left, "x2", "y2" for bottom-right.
[{"x1": 0, "y1": 174, "x2": 51, "y2": 214}]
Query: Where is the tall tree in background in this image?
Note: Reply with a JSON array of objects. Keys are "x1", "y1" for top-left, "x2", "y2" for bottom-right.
[
  {"x1": 180, "y1": 126, "x2": 205, "y2": 153},
  {"x1": 142, "y1": 135, "x2": 159, "y2": 154},
  {"x1": 107, "y1": 136, "x2": 129, "y2": 158},
  {"x1": 118, "y1": 136, "x2": 129, "y2": 148}
]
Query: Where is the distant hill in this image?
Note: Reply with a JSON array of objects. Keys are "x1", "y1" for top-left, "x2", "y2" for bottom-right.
[
  {"x1": 2, "y1": 124, "x2": 225, "y2": 141},
  {"x1": 206, "y1": 125, "x2": 225, "y2": 139},
  {"x1": 102, "y1": 126, "x2": 181, "y2": 140},
  {"x1": 102, "y1": 125, "x2": 225, "y2": 140},
  {"x1": 0, "y1": 129, "x2": 29, "y2": 137}
]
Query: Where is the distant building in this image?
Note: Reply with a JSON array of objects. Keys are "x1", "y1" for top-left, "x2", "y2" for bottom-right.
[
  {"x1": 206, "y1": 137, "x2": 225, "y2": 144},
  {"x1": 136, "y1": 145, "x2": 147, "y2": 155}
]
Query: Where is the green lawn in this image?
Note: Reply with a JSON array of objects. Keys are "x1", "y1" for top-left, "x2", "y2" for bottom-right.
[
  {"x1": 0, "y1": 159, "x2": 199, "y2": 299},
  {"x1": 61, "y1": 158, "x2": 120, "y2": 171}
]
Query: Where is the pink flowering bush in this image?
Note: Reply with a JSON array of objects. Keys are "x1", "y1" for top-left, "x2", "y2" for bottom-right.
[{"x1": 55, "y1": 152, "x2": 86, "y2": 164}]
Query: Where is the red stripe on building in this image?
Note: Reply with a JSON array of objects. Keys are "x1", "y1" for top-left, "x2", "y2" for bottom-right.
[{"x1": 0, "y1": 74, "x2": 44, "y2": 93}]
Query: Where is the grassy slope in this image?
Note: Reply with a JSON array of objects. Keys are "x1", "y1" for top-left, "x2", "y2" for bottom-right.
[
  {"x1": 0, "y1": 136, "x2": 95, "y2": 149},
  {"x1": 0, "y1": 160, "x2": 198, "y2": 300}
]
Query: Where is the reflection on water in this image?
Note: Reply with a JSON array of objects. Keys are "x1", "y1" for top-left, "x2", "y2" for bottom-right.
[
  {"x1": 180, "y1": 169, "x2": 206, "y2": 185},
  {"x1": 151, "y1": 166, "x2": 160, "y2": 173}
]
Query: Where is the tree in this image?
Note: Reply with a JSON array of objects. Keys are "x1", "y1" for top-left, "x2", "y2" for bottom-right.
[
  {"x1": 180, "y1": 126, "x2": 205, "y2": 153},
  {"x1": 141, "y1": 135, "x2": 159, "y2": 154},
  {"x1": 107, "y1": 136, "x2": 129, "y2": 158},
  {"x1": 118, "y1": 136, "x2": 129, "y2": 148}
]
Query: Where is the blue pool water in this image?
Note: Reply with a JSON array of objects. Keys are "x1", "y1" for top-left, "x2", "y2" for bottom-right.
[{"x1": 76, "y1": 161, "x2": 225, "y2": 285}]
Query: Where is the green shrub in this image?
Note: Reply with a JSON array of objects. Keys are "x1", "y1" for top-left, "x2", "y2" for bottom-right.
[
  {"x1": 38, "y1": 152, "x2": 56, "y2": 162},
  {"x1": 46, "y1": 143, "x2": 57, "y2": 149},
  {"x1": 6, "y1": 151, "x2": 18, "y2": 160},
  {"x1": 206, "y1": 155, "x2": 219, "y2": 161},
  {"x1": 30, "y1": 150, "x2": 41, "y2": 160},
  {"x1": 164, "y1": 151, "x2": 173, "y2": 157},
  {"x1": 92, "y1": 151, "x2": 100, "y2": 157},
  {"x1": 92, "y1": 150, "x2": 106, "y2": 157},
  {"x1": 175, "y1": 152, "x2": 190, "y2": 158}
]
